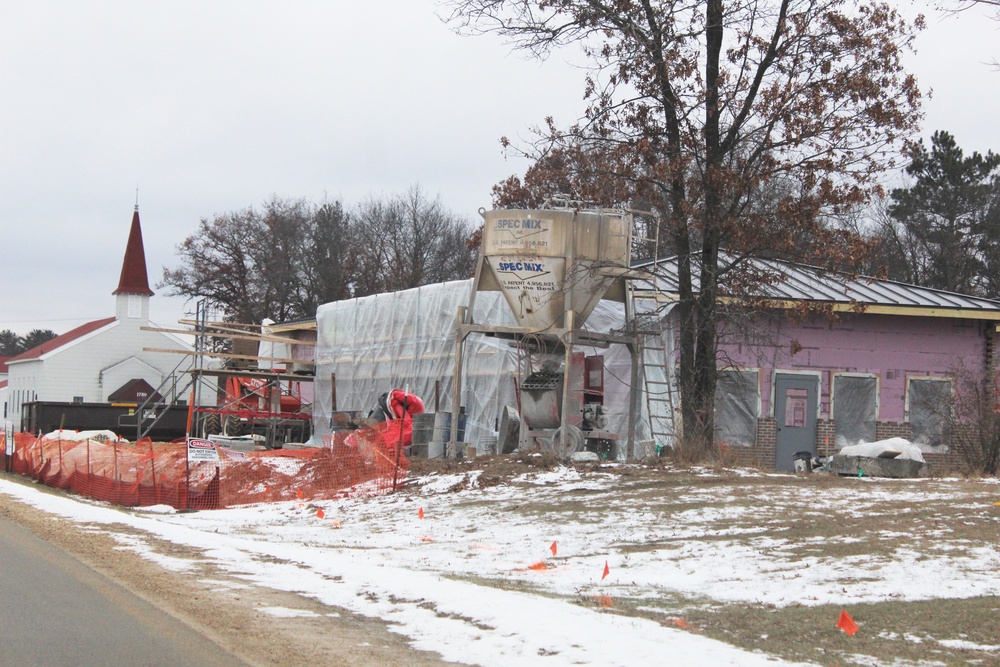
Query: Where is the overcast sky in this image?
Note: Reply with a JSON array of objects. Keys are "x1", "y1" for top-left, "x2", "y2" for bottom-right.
[{"x1": 2, "y1": 1, "x2": 999, "y2": 336}]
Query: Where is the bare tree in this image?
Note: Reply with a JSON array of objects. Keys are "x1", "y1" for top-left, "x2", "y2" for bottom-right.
[
  {"x1": 162, "y1": 197, "x2": 317, "y2": 324},
  {"x1": 251, "y1": 197, "x2": 314, "y2": 323},
  {"x1": 299, "y1": 198, "x2": 354, "y2": 315},
  {"x1": 449, "y1": 0, "x2": 923, "y2": 460},
  {"x1": 944, "y1": 1, "x2": 1000, "y2": 67},
  {"x1": 352, "y1": 186, "x2": 476, "y2": 295},
  {"x1": 948, "y1": 0, "x2": 1000, "y2": 18},
  {"x1": 850, "y1": 203, "x2": 924, "y2": 283},
  {"x1": 162, "y1": 189, "x2": 475, "y2": 322},
  {"x1": 351, "y1": 195, "x2": 395, "y2": 297}
]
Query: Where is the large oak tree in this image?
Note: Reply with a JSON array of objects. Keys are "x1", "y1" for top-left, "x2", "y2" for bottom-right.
[{"x1": 449, "y1": 0, "x2": 923, "y2": 458}]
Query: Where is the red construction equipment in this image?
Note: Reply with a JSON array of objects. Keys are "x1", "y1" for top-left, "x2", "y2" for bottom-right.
[{"x1": 195, "y1": 369, "x2": 311, "y2": 446}]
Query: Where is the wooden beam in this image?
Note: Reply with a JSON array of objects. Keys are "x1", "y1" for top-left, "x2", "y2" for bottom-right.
[
  {"x1": 846, "y1": 304, "x2": 1000, "y2": 320},
  {"x1": 206, "y1": 321, "x2": 315, "y2": 340},
  {"x1": 178, "y1": 319, "x2": 262, "y2": 329},
  {"x1": 190, "y1": 368, "x2": 315, "y2": 382},
  {"x1": 178, "y1": 318, "x2": 317, "y2": 333},
  {"x1": 267, "y1": 320, "x2": 317, "y2": 332},
  {"x1": 143, "y1": 347, "x2": 305, "y2": 364},
  {"x1": 714, "y1": 297, "x2": 1000, "y2": 321},
  {"x1": 141, "y1": 326, "x2": 314, "y2": 346}
]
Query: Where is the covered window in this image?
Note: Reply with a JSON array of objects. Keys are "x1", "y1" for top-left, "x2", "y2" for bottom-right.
[
  {"x1": 832, "y1": 374, "x2": 878, "y2": 448},
  {"x1": 715, "y1": 369, "x2": 759, "y2": 447},
  {"x1": 906, "y1": 377, "x2": 952, "y2": 452}
]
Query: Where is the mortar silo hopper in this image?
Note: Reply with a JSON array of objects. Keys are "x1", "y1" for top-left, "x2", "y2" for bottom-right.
[
  {"x1": 450, "y1": 204, "x2": 641, "y2": 460},
  {"x1": 475, "y1": 208, "x2": 631, "y2": 331}
]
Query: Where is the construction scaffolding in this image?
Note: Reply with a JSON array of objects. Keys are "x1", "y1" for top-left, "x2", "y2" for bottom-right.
[{"x1": 142, "y1": 299, "x2": 316, "y2": 448}]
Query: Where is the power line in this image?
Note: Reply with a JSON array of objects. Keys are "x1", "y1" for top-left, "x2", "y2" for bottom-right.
[{"x1": 0, "y1": 316, "x2": 104, "y2": 326}]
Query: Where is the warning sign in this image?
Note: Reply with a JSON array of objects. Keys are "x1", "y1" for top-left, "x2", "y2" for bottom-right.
[{"x1": 187, "y1": 438, "x2": 220, "y2": 462}]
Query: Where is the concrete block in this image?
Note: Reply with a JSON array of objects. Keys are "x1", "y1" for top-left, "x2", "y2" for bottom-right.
[{"x1": 829, "y1": 455, "x2": 926, "y2": 478}]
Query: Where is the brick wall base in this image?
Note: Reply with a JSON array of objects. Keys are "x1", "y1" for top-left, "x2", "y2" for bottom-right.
[{"x1": 740, "y1": 418, "x2": 967, "y2": 474}]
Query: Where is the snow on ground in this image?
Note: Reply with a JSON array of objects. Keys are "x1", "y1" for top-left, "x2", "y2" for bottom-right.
[{"x1": 1, "y1": 465, "x2": 998, "y2": 666}]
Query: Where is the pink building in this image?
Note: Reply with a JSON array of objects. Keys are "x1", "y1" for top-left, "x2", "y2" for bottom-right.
[{"x1": 642, "y1": 257, "x2": 1000, "y2": 471}]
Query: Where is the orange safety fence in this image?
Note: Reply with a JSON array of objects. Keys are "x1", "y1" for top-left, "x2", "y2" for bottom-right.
[{"x1": 5, "y1": 419, "x2": 410, "y2": 510}]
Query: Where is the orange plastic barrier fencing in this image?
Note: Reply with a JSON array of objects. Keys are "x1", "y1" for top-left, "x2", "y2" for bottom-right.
[{"x1": 7, "y1": 420, "x2": 409, "y2": 510}]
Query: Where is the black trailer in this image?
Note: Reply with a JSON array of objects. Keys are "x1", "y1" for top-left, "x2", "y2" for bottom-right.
[{"x1": 21, "y1": 401, "x2": 189, "y2": 442}]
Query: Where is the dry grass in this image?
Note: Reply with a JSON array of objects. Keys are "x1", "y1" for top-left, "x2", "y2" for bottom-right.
[{"x1": 408, "y1": 456, "x2": 1000, "y2": 666}]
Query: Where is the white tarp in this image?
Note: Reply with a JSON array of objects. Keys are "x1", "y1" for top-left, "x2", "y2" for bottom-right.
[
  {"x1": 833, "y1": 374, "x2": 878, "y2": 448},
  {"x1": 839, "y1": 437, "x2": 926, "y2": 463},
  {"x1": 41, "y1": 429, "x2": 127, "y2": 443},
  {"x1": 313, "y1": 280, "x2": 661, "y2": 453},
  {"x1": 714, "y1": 370, "x2": 759, "y2": 447}
]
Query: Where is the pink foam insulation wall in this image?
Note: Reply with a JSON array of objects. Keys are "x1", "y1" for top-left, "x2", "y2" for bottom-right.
[{"x1": 718, "y1": 313, "x2": 986, "y2": 421}]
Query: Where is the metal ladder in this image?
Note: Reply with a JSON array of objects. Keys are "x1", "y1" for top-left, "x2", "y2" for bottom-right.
[
  {"x1": 626, "y1": 214, "x2": 676, "y2": 453},
  {"x1": 133, "y1": 360, "x2": 196, "y2": 440}
]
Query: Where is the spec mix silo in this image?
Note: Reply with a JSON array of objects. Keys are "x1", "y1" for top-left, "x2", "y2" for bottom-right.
[
  {"x1": 447, "y1": 206, "x2": 638, "y2": 460},
  {"x1": 476, "y1": 208, "x2": 631, "y2": 331}
]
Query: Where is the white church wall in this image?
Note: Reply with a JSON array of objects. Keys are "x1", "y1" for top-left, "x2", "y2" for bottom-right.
[{"x1": 100, "y1": 357, "x2": 164, "y2": 402}]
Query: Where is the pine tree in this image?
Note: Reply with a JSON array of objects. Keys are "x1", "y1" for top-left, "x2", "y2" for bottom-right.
[{"x1": 889, "y1": 131, "x2": 1000, "y2": 296}]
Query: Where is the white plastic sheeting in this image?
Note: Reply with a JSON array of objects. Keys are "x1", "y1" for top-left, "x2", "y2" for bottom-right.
[
  {"x1": 907, "y1": 377, "x2": 952, "y2": 452},
  {"x1": 313, "y1": 280, "x2": 659, "y2": 453},
  {"x1": 41, "y1": 429, "x2": 127, "y2": 443},
  {"x1": 839, "y1": 437, "x2": 926, "y2": 463},
  {"x1": 833, "y1": 374, "x2": 878, "y2": 448},
  {"x1": 714, "y1": 370, "x2": 759, "y2": 447}
]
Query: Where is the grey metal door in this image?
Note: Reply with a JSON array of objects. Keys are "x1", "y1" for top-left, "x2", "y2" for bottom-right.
[{"x1": 774, "y1": 373, "x2": 819, "y2": 471}]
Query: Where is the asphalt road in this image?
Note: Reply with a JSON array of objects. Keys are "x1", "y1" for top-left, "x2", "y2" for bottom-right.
[{"x1": 0, "y1": 513, "x2": 247, "y2": 667}]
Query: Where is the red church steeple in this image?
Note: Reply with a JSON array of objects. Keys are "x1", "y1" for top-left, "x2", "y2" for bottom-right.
[{"x1": 113, "y1": 206, "x2": 155, "y2": 296}]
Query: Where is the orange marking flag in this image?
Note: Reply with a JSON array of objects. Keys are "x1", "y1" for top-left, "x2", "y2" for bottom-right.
[
  {"x1": 418, "y1": 507, "x2": 425, "y2": 519},
  {"x1": 550, "y1": 541, "x2": 558, "y2": 556},
  {"x1": 837, "y1": 610, "x2": 859, "y2": 636},
  {"x1": 601, "y1": 561, "x2": 610, "y2": 580},
  {"x1": 316, "y1": 508, "x2": 325, "y2": 519}
]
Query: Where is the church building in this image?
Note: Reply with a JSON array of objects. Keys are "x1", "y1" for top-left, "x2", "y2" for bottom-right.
[{"x1": 4, "y1": 207, "x2": 192, "y2": 435}]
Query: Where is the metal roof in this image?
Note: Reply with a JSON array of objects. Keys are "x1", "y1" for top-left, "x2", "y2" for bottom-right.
[
  {"x1": 632, "y1": 255, "x2": 1000, "y2": 318},
  {"x1": 7, "y1": 317, "x2": 117, "y2": 363}
]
